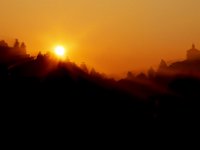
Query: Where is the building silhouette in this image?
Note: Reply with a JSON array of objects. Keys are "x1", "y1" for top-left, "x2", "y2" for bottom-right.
[{"x1": 187, "y1": 44, "x2": 200, "y2": 61}]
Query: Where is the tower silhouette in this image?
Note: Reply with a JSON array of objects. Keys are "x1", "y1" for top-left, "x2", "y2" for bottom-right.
[{"x1": 187, "y1": 44, "x2": 200, "y2": 60}]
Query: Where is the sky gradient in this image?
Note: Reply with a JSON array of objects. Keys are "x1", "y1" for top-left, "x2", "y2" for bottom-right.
[{"x1": 1, "y1": 0, "x2": 200, "y2": 75}]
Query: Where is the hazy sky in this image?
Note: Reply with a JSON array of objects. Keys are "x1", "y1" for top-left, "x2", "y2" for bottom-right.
[{"x1": 1, "y1": 0, "x2": 200, "y2": 75}]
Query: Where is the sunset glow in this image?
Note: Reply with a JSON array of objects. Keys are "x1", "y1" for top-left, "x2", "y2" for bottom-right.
[
  {"x1": 1, "y1": 0, "x2": 200, "y2": 74},
  {"x1": 1, "y1": 0, "x2": 200, "y2": 127}
]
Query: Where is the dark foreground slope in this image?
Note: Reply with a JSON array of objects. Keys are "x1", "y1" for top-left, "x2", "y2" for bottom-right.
[
  {"x1": 1, "y1": 54, "x2": 200, "y2": 135},
  {"x1": 0, "y1": 55, "x2": 149, "y2": 130}
]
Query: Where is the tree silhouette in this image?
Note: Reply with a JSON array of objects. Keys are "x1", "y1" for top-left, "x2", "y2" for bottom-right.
[
  {"x1": 126, "y1": 71, "x2": 134, "y2": 80},
  {"x1": 136, "y1": 72, "x2": 147, "y2": 79},
  {"x1": 20, "y1": 42, "x2": 26, "y2": 50},
  {"x1": 20, "y1": 42, "x2": 26, "y2": 55},
  {"x1": 14, "y1": 39, "x2": 20, "y2": 48},
  {"x1": 159, "y1": 59, "x2": 168, "y2": 69},
  {"x1": 80, "y1": 62, "x2": 89, "y2": 73},
  {"x1": 0, "y1": 40, "x2": 8, "y2": 47}
]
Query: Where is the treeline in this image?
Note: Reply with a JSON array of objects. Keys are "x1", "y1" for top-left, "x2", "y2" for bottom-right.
[{"x1": 0, "y1": 39, "x2": 200, "y2": 126}]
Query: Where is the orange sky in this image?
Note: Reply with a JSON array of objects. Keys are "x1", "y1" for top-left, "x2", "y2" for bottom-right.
[{"x1": 1, "y1": 0, "x2": 200, "y2": 75}]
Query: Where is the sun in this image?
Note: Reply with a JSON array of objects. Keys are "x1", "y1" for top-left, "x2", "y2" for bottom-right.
[{"x1": 54, "y1": 46, "x2": 66, "y2": 57}]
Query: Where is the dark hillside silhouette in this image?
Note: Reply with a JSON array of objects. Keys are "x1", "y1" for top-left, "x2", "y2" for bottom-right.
[{"x1": 1, "y1": 40, "x2": 200, "y2": 131}]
